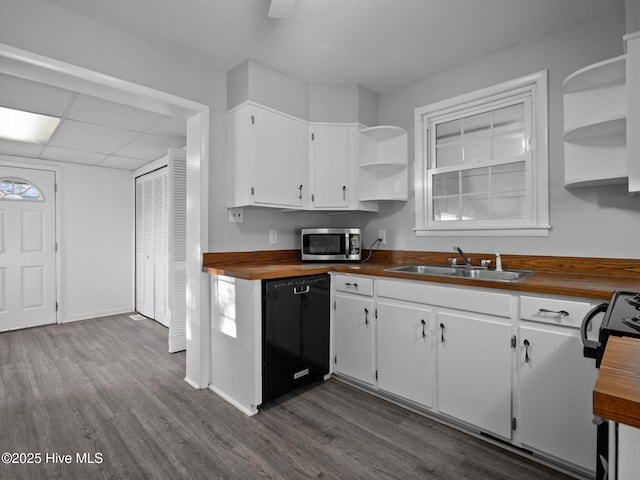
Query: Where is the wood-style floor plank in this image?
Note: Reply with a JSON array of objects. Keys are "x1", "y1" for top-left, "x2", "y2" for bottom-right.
[{"x1": 0, "y1": 314, "x2": 575, "y2": 479}]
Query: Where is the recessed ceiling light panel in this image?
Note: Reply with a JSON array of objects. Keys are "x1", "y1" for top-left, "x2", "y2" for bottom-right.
[{"x1": 0, "y1": 106, "x2": 61, "y2": 144}]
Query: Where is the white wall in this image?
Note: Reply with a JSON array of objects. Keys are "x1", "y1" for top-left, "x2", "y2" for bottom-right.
[
  {"x1": 60, "y1": 163, "x2": 133, "y2": 321},
  {"x1": 373, "y1": 7, "x2": 640, "y2": 259}
]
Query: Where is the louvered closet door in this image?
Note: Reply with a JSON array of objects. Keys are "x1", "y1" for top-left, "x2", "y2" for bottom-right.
[
  {"x1": 154, "y1": 173, "x2": 169, "y2": 327},
  {"x1": 168, "y1": 150, "x2": 187, "y2": 352},
  {"x1": 135, "y1": 167, "x2": 168, "y2": 322}
]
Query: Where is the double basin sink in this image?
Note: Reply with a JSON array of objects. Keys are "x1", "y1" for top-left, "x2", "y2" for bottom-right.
[{"x1": 384, "y1": 264, "x2": 534, "y2": 282}]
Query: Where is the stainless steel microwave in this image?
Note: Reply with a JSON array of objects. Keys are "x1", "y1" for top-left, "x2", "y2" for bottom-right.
[{"x1": 301, "y1": 228, "x2": 362, "y2": 262}]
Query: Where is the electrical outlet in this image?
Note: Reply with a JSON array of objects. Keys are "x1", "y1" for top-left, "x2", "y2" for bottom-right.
[
  {"x1": 377, "y1": 230, "x2": 387, "y2": 245},
  {"x1": 269, "y1": 230, "x2": 278, "y2": 244},
  {"x1": 228, "y1": 208, "x2": 244, "y2": 223}
]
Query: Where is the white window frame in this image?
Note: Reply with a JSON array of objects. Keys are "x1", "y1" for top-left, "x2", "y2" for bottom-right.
[{"x1": 414, "y1": 71, "x2": 549, "y2": 237}]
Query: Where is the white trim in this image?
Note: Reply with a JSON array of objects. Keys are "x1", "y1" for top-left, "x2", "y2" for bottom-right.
[
  {"x1": 0, "y1": 43, "x2": 211, "y2": 388},
  {"x1": 63, "y1": 307, "x2": 133, "y2": 323},
  {"x1": 208, "y1": 385, "x2": 259, "y2": 416},
  {"x1": 414, "y1": 70, "x2": 549, "y2": 236}
]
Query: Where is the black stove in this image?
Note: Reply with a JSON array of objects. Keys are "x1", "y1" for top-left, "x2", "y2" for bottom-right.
[
  {"x1": 582, "y1": 290, "x2": 640, "y2": 367},
  {"x1": 580, "y1": 290, "x2": 640, "y2": 480}
]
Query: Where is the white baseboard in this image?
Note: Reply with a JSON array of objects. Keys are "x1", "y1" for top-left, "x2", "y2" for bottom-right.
[
  {"x1": 62, "y1": 307, "x2": 133, "y2": 323},
  {"x1": 208, "y1": 384, "x2": 259, "y2": 416}
]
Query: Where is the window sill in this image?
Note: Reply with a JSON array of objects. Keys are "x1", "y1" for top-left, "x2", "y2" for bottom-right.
[{"x1": 415, "y1": 225, "x2": 551, "y2": 237}]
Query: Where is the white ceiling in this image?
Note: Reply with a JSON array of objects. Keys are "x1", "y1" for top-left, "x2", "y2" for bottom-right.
[
  {"x1": 0, "y1": 73, "x2": 186, "y2": 170},
  {"x1": 0, "y1": 0, "x2": 625, "y2": 170},
  {"x1": 41, "y1": 0, "x2": 624, "y2": 93}
]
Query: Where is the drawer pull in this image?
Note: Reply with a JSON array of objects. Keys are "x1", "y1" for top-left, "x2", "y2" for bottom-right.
[
  {"x1": 345, "y1": 282, "x2": 358, "y2": 288},
  {"x1": 539, "y1": 308, "x2": 569, "y2": 317}
]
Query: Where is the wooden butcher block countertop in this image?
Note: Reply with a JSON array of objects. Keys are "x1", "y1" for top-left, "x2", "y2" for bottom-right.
[
  {"x1": 594, "y1": 336, "x2": 640, "y2": 429},
  {"x1": 203, "y1": 249, "x2": 640, "y2": 300}
]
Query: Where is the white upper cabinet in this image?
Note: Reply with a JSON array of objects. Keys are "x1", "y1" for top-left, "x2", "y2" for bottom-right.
[
  {"x1": 227, "y1": 102, "x2": 308, "y2": 208},
  {"x1": 309, "y1": 124, "x2": 354, "y2": 210},
  {"x1": 228, "y1": 101, "x2": 407, "y2": 210}
]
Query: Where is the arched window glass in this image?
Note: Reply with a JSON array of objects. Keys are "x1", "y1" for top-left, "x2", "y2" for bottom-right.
[{"x1": 0, "y1": 178, "x2": 44, "y2": 201}]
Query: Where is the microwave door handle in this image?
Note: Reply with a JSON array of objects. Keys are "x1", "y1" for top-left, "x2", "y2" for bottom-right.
[{"x1": 581, "y1": 302, "x2": 608, "y2": 356}]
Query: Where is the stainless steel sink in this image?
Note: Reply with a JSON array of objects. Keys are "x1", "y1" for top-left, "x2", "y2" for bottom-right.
[
  {"x1": 451, "y1": 268, "x2": 534, "y2": 282},
  {"x1": 385, "y1": 264, "x2": 459, "y2": 275},
  {"x1": 384, "y1": 264, "x2": 533, "y2": 282}
]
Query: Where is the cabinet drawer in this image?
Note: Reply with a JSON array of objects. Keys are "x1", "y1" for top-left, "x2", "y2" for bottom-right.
[
  {"x1": 378, "y1": 279, "x2": 512, "y2": 318},
  {"x1": 520, "y1": 295, "x2": 595, "y2": 329},
  {"x1": 334, "y1": 275, "x2": 373, "y2": 296}
]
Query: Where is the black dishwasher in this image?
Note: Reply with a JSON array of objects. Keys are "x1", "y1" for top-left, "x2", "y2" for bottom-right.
[{"x1": 262, "y1": 274, "x2": 330, "y2": 404}]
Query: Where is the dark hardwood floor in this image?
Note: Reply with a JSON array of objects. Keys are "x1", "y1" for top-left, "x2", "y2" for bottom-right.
[{"x1": 0, "y1": 313, "x2": 575, "y2": 480}]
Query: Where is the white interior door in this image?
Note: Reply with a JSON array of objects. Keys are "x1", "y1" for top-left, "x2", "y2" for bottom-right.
[{"x1": 0, "y1": 166, "x2": 56, "y2": 331}]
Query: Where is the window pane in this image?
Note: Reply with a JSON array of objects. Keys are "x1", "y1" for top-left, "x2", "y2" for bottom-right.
[
  {"x1": 462, "y1": 194, "x2": 490, "y2": 220},
  {"x1": 434, "y1": 196, "x2": 459, "y2": 221},
  {"x1": 461, "y1": 167, "x2": 489, "y2": 194},
  {"x1": 494, "y1": 130, "x2": 525, "y2": 159},
  {"x1": 436, "y1": 119, "x2": 461, "y2": 141},
  {"x1": 0, "y1": 178, "x2": 44, "y2": 201},
  {"x1": 464, "y1": 111, "x2": 491, "y2": 134},
  {"x1": 433, "y1": 171, "x2": 459, "y2": 196},
  {"x1": 464, "y1": 131, "x2": 491, "y2": 162},
  {"x1": 493, "y1": 103, "x2": 524, "y2": 127},
  {"x1": 492, "y1": 162, "x2": 526, "y2": 193},
  {"x1": 436, "y1": 143, "x2": 462, "y2": 167},
  {"x1": 492, "y1": 193, "x2": 526, "y2": 219}
]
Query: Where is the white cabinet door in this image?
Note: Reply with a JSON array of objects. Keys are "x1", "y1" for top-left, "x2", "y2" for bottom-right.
[
  {"x1": 334, "y1": 292, "x2": 375, "y2": 385},
  {"x1": 310, "y1": 124, "x2": 352, "y2": 209},
  {"x1": 252, "y1": 106, "x2": 308, "y2": 208},
  {"x1": 227, "y1": 103, "x2": 308, "y2": 208},
  {"x1": 377, "y1": 301, "x2": 434, "y2": 408},
  {"x1": 438, "y1": 311, "x2": 512, "y2": 439},
  {"x1": 519, "y1": 325, "x2": 597, "y2": 472}
]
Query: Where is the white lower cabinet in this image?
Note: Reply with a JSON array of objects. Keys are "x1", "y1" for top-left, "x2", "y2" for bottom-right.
[
  {"x1": 376, "y1": 300, "x2": 434, "y2": 408},
  {"x1": 438, "y1": 311, "x2": 513, "y2": 439},
  {"x1": 518, "y1": 326, "x2": 598, "y2": 472},
  {"x1": 334, "y1": 285, "x2": 375, "y2": 386},
  {"x1": 517, "y1": 295, "x2": 599, "y2": 473},
  {"x1": 332, "y1": 275, "x2": 600, "y2": 476}
]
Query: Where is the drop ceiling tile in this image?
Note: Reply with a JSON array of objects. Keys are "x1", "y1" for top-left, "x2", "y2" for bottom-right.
[
  {"x1": 148, "y1": 116, "x2": 187, "y2": 137},
  {"x1": 68, "y1": 94, "x2": 166, "y2": 132},
  {"x1": 40, "y1": 145, "x2": 107, "y2": 166},
  {"x1": 113, "y1": 133, "x2": 185, "y2": 161},
  {"x1": 100, "y1": 155, "x2": 151, "y2": 170},
  {"x1": 49, "y1": 119, "x2": 141, "y2": 154},
  {"x1": 0, "y1": 138, "x2": 45, "y2": 157},
  {"x1": 0, "y1": 73, "x2": 74, "y2": 117}
]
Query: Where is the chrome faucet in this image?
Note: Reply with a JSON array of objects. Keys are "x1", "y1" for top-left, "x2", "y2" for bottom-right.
[{"x1": 453, "y1": 246, "x2": 472, "y2": 267}]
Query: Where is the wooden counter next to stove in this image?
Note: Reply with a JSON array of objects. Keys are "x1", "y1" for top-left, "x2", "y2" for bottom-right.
[{"x1": 594, "y1": 336, "x2": 640, "y2": 429}]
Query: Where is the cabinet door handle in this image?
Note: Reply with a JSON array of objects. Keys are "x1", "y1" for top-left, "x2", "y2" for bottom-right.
[
  {"x1": 421, "y1": 319, "x2": 426, "y2": 338},
  {"x1": 524, "y1": 339, "x2": 530, "y2": 363},
  {"x1": 439, "y1": 323, "x2": 445, "y2": 343},
  {"x1": 364, "y1": 308, "x2": 369, "y2": 325},
  {"x1": 298, "y1": 184, "x2": 303, "y2": 199},
  {"x1": 539, "y1": 308, "x2": 569, "y2": 317},
  {"x1": 342, "y1": 185, "x2": 347, "y2": 200}
]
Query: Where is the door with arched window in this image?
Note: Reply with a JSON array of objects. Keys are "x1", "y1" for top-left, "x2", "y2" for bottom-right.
[{"x1": 0, "y1": 166, "x2": 56, "y2": 331}]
